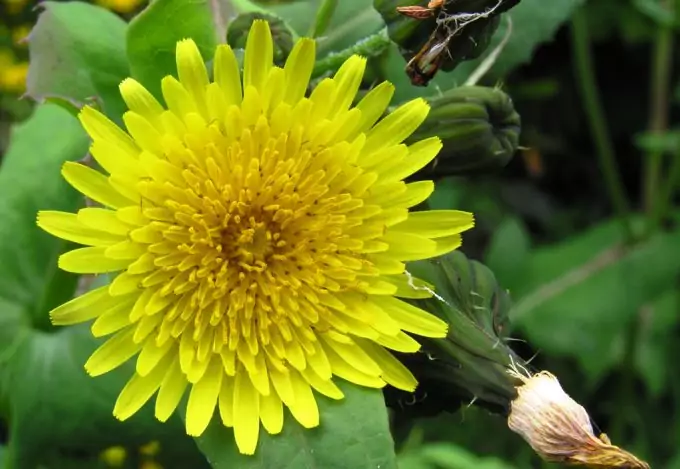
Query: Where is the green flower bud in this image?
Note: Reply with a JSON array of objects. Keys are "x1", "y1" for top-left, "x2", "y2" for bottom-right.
[
  {"x1": 409, "y1": 85, "x2": 521, "y2": 178},
  {"x1": 385, "y1": 251, "x2": 524, "y2": 419},
  {"x1": 227, "y1": 13, "x2": 296, "y2": 64}
]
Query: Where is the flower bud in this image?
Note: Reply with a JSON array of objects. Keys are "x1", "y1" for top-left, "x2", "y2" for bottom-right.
[
  {"x1": 227, "y1": 12, "x2": 295, "y2": 64},
  {"x1": 409, "y1": 85, "x2": 520, "y2": 178},
  {"x1": 508, "y1": 371, "x2": 650, "y2": 469}
]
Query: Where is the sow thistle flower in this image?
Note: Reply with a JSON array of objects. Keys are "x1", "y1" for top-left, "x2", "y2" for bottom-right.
[{"x1": 37, "y1": 20, "x2": 474, "y2": 454}]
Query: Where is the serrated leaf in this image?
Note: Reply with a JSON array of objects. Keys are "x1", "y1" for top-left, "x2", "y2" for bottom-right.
[
  {"x1": 26, "y1": 2, "x2": 129, "y2": 123},
  {"x1": 126, "y1": 0, "x2": 218, "y2": 100},
  {"x1": 194, "y1": 381, "x2": 398, "y2": 469}
]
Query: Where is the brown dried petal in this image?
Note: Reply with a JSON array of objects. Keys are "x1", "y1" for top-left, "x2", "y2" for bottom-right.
[{"x1": 508, "y1": 371, "x2": 650, "y2": 469}]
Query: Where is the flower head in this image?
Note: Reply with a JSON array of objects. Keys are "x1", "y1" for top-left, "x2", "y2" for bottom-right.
[
  {"x1": 38, "y1": 20, "x2": 474, "y2": 454},
  {"x1": 508, "y1": 371, "x2": 650, "y2": 469}
]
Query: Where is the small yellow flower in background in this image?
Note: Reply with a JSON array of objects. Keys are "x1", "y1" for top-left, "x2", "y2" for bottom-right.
[
  {"x1": 0, "y1": 61, "x2": 28, "y2": 94},
  {"x1": 140, "y1": 461, "x2": 163, "y2": 469},
  {"x1": 37, "y1": 20, "x2": 474, "y2": 454},
  {"x1": 95, "y1": 0, "x2": 145, "y2": 14},
  {"x1": 11, "y1": 24, "x2": 32, "y2": 47},
  {"x1": 5, "y1": 0, "x2": 29, "y2": 15},
  {"x1": 138, "y1": 440, "x2": 160, "y2": 457},
  {"x1": 100, "y1": 445, "x2": 127, "y2": 467}
]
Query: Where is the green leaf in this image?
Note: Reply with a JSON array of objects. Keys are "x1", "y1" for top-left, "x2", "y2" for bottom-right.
[
  {"x1": 634, "y1": 289, "x2": 680, "y2": 396},
  {"x1": 0, "y1": 104, "x2": 87, "y2": 335},
  {"x1": 512, "y1": 219, "x2": 680, "y2": 381},
  {"x1": 3, "y1": 326, "x2": 209, "y2": 468},
  {"x1": 126, "y1": 0, "x2": 218, "y2": 100},
  {"x1": 194, "y1": 381, "x2": 398, "y2": 469},
  {"x1": 26, "y1": 2, "x2": 129, "y2": 123},
  {"x1": 0, "y1": 104, "x2": 207, "y2": 468},
  {"x1": 484, "y1": 216, "x2": 531, "y2": 293}
]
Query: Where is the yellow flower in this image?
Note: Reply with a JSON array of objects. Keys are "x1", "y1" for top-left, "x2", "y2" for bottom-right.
[
  {"x1": 0, "y1": 61, "x2": 28, "y2": 94},
  {"x1": 95, "y1": 0, "x2": 145, "y2": 14},
  {"x1": 37, "y1": 20, "x2": 474, "y2": 454},
  {"x1": 100, "y1": 445, "x2": 127, "y2": 467}
]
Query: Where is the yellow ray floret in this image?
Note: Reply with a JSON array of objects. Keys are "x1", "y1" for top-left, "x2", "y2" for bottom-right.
[{"x1": 37, "y1": 20, "x2": 474, "y2": 455}]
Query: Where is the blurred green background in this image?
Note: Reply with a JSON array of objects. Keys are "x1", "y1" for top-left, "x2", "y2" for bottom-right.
[{"x1": 1, "y1": 0, "x2": 679, "y2": 468}]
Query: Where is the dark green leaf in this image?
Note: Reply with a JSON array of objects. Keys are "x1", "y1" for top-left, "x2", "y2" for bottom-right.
[
  {"x1": 26, "y1": 2, "x2": 129, "y2": 123},
  {"x1": 512, "y1": 220, "x2": 680, "y2": 381},
  {"x1": 3, "y1": 326, "x2": 208, "y2": 468},
  {"x1": 194, "y1": 381, "x2": 398, "y2": 469},
  {"x1": 126, "y1": 0, "x2": 218, "y2": 100},
  {"x1": 433, "y1": 0, "x2": 586, "y2": 86}
]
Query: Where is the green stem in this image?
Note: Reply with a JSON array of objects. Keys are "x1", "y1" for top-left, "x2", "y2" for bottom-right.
[
  {"x1": 309, "y1": 0, "x2": 338, "y2": 38},
  {"x1": 312, "y1": 28, "x2": 391, "y2": 77},
  {"x1": 570, "y1": 9, "x2": 634, "y2": 242},
  {"x1": 645, "y1": 0, "x2": 675, "y2": 232}
]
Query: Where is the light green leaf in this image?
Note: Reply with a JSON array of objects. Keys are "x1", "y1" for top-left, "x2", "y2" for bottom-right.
[
  {"x1": 26, "y1": 2, "x2": 129, "y2": 122},
  {"x1": 512, "y1": 219, "x2": 680, "y2": 381},
  {"x1": 126, "y1": 0, "x2": 218, "y2": 100},
  {"x1": 0, "y1": 104, "x2": 87, "y2": 334},
  {"x1": 194, "y1": 381, "x2": 398, "y2": 469},
  {"x1": 0, "y1": 104, "x2": 207, "y2": 468},
  {"x1": 484, "y1": 217, "x2": 531, "y2": 293}
]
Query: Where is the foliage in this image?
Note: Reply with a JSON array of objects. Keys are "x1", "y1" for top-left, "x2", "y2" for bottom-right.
[{"x1": 1, "y1": 0, "x2": 679, "y2": 468}]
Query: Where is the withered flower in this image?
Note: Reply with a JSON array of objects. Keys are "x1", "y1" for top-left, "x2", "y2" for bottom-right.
[{"x1": 508, "y1": 371, "x2": 650, "y2": 469}]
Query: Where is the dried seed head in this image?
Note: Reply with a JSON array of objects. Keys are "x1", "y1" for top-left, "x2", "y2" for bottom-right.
[{"x1": 507, "y1": 371, "x2": 650, "y2": 469}]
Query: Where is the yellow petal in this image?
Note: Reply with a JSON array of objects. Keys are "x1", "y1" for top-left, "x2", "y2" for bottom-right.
[
  {"x1": 38, "y1": 211, "x2": 121, "y2": 247},
  {"x1": 379, "y1": 136, "x2": 441, "y2": 181},
  {"x1": 119, "y1": 78, "x2": 164, "y2": 125},
  {"x1": 78, "y1": 105, "x2": 138, "y2": 155},
  {"x1": 78, "y1": 207, "x2": 133, "y2": 236},
  {"x1": 319, "y1": 333, "x2": 381, "y2": 376},
  {"x1": 259, "y1": 390, "x2": 284, "y2": 435},
  {"x1": 322, "y1": 341, "x2": 386, "y2": 389},
  {"x1": 85, "y1": 327, "x2": 142, "y2": 376},
  {"x1": 176, "y1": 38, "x2": 209, "y2": 117},
  {"x1": 123, "y1": 111, "x2": 164, "y2": 155},
  {"x1": 155, "y1": 357, "x2": 187, "y2": 422},
  {"x1": 373, "y1": 296, "x2": 448, "y2": 338},
  {"x1": 355, "y1": 81, "x2": 395, "y2": 135},
  {"x1": 329, "y1": 55, "x2": 366, "y2": 118},
  {"x1": 243, "y1": 19, "x2": 273, "y2": 92},
  {"x1": 364, "y1": 98, "x2": 429, "y2": 155},
  {"x1": 218, "y1": 376, "x2": 235, "y2": 427},
  {"x1": 283, "y1": 37, "x2": 315, "y2": 105},
  {"x1": 186, "y1": 355, "x2": 223, "y2": 436},
  {"x1": 136, "y1": 337, "x2": 174, "y2": 376},
  {"x1": 355, "y1": 338, "x2": 418, "y2": 392},
  {"x1": 375, "y1": 331, "x2": 421, "y2": 353},
  {"x1": 393, "y1": 210, "x2": 474, "y2": 238},
  {"x1": 213, "y1": 44, "x2": 242, "y2": 106},
  {"x1": 90, "y1": 294, "x2": 137, "y2": 337},
  {"x1": 49, "y1": 285, "x2": 110, "y2": 325},
  {"x1": 300, "y1": 367, "x2": 344, "y2": 400},
  {"x1": 61, "y1": 162, "x2": 134, "y2": 209},
  {"x1": 287, "y1": 370, "x2": 319, "y2": 428},
  {"x1": 59, "y1": 246, "x2": 131, "y2": 273},
  {"x1": 233, "y1": 370, "x2": 260, "y2": 455},
  {"x1": 113, "y1": 353, "x2": 173, "y2": 421}
]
